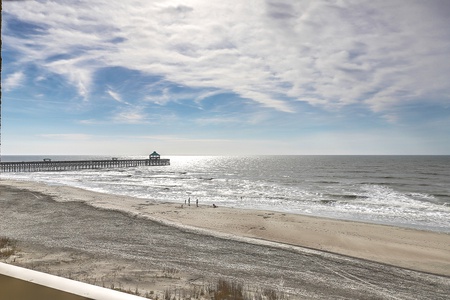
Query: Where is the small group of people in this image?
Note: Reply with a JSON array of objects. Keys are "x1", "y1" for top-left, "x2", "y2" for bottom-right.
[
  {"x1": 185, "y1": 197, "x2": 217, "y2": 208},
  {"x1": 185, "y1": 197, "x2": 199, "y2": 207}
]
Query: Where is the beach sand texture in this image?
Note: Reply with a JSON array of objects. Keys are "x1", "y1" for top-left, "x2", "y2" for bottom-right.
[{"x1": 1, "y1": 179, "x2": 450, "y2": 299}]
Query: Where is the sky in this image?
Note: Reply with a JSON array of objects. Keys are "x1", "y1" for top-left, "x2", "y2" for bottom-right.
[{"x1": 1, "y1": 0, "x2": 450, "y2": 156}]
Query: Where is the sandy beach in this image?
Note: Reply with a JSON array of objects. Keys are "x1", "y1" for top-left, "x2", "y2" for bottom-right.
[{"x1": 1, "y1": 179, "x2": 450, "y2": 298}]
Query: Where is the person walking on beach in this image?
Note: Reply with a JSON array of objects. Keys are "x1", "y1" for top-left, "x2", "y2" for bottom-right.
[
  {"x1": 196, "y1": 198, "x2": 198, "y2": 207},
  {"x1": 188, "y1": 197, "x2": 190, "y2": 206}
]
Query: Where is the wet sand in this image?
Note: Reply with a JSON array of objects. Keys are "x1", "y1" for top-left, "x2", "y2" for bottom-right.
[{"x1": 1, "y1": 179, "x2": 450, "y2": 298}]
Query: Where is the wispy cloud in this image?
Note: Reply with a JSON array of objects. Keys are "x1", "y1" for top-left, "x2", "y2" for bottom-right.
[
  {"x1": 107, "y1": 89, "x2": 129, "y2": 105},
  {"x1": 39, "y1": 133, "x2": 92, "y2": 140},
  {"x1": 78, "y1": 119, "x2": 101, "y2": 125},
  {"x1": 43, "y1": 57, "x2": 95, "y2": 100},
  {"x1": 195, "y1": 116, "x2": 242, "y2": 126},
  {"x1": 3, "y1": 71, "x2": 25, "y2": 91},
  {"x1": 132, "y1": 135, "x2": 232, "y2": 143},
  {"x1": 111, "y1": 107, "x2": 149, "y2": 124},
  {"x1": 5, "y1": 0, "x2": 449, "y2": 115}
]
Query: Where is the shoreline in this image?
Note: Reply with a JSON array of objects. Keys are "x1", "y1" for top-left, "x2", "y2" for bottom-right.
[{"x1": 2, "y1": 179, "x2": 449, "y2": 277}]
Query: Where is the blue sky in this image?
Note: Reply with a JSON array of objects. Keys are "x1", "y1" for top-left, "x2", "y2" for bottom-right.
[{"x1": 2, "y1": 0, "x2": 450, "y2": 155}]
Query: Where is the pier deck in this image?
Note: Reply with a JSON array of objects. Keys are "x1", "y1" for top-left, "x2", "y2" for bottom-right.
[{"x1": 0, "y1": 158, "x2": 170, "y2": 172}]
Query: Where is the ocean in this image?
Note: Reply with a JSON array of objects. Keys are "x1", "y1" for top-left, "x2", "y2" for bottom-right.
[{"x1": 1, "y1": 155, "x2": 449, "y2": 233}]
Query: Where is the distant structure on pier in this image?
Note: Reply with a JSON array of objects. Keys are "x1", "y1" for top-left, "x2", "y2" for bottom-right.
[
  {"x1": 0, "y1": 152, "x2": 170, "y2": 173},
  {"x1": 149, "y1": 151, "x2": 161, "y2": 160}
]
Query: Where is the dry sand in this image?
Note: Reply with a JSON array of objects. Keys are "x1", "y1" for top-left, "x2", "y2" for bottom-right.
[{"x1": 1, "y1": 179, "x2": 450, "y2": 297}]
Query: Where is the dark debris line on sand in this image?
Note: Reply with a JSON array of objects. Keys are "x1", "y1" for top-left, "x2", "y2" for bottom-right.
[{"x1": 1, "y1": 185, "x2": 449, "y2": 299}]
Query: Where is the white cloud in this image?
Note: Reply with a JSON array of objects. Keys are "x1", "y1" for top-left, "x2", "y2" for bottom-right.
[
  {"x1": 3, "y1": 71, "x2": 25, "y2": 91},
  {"x1": 3, "y1": 0, "x2": 450, "y2": 114},
  {"x1": 78, "y1": 119, "x2": 101, "y2": 125},
  {"x1": 107, "y1": 89, "x2": 122, "y2": 102},
  {"x1": 39, "y1": 133, "x2": 92, "y2": 140},
  {"x1": 107, "y1": 89, "x2": 129, "y2": 105},
  {"x1": 111, "y1": 107, "x2": 148, "y2": 124},
  {"x1": 143, "y1": 87, "x2": 175, "y2": 105},
  {"x1": 44, "y1": 57, "x2": 95, "y2": 99},
  {"x1": 195, "y1": 116, "x2": 242, "y2": 126}
]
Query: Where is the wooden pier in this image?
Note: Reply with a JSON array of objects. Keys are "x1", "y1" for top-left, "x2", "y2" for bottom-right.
[{"x1": 0, "y1": 156, "x2": 170, "y2": 173}]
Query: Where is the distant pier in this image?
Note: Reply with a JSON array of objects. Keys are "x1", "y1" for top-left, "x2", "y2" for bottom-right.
[{"x1": 0, "y1": 152, "x2": 170, "y2": 173}]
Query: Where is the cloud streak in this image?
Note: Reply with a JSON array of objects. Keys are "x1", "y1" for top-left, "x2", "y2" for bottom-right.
[
  {"x1": 38, "y1": 133, "x2": 92, "y2": 140},
  {"x1": 107, "y1": 89, "x2": 130, "y2": 105}
]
